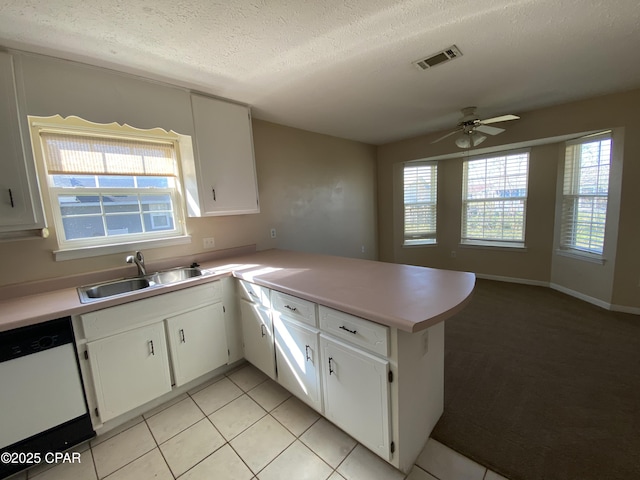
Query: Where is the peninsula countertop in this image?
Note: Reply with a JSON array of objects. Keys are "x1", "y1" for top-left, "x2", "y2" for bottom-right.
[{"x1": 0, "y1": 249, "x2": 475, "y2": 333}]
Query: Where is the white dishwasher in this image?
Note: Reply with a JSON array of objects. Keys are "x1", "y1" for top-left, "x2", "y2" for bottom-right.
[{"x1": 0, "y1": 317, "x2": 94, "y2": 479}]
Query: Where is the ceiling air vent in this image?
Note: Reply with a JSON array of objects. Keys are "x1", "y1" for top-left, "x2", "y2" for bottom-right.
[{"x1": 412, "y1": 45, "x2": 462, "y2": 70}]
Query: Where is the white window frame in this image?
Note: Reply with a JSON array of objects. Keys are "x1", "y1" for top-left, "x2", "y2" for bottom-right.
[
  {"x1": 461, "y1": 149, "x2": 530, "y2": 248},
  {"x1": 403, "y1": 161, "x2": 438, "y2": 246},
  {"x1": 559, "y1": 132, "x2": 611, "y2": 258},
  {"x1": 29, "y1": 115, "x2": 191, "y2": 260}
]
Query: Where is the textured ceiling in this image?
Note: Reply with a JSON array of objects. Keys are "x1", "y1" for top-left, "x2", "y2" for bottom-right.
[{"x1": 1, "y1": 0, "x2": 639, "y2": 145}]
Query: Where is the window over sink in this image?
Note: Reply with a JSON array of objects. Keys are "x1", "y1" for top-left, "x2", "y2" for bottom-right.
[{"x1": 28, "y1": 115, "x2": 192, "y2": 260}]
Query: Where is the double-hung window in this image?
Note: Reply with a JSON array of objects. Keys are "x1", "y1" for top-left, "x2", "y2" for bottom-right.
[
  {"x1": 462, "y1": 150, "x2": 529, "y2": 247},
  {"x1": 559, "y1": 132, "x2": 611, "y2": 256},
  {"x1": 30, "y1": 116, "x2": 188, "y2": 256},
  {"x1": 403, "y1": 161, "x2": 437, "y2": 245}
]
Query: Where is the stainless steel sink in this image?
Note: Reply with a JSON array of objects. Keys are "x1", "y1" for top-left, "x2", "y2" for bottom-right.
[
  {"x1": 78, "y1": 266, "x2": 209, "y2": 303},
  {"x1": 150, "y1": 267, "x2": 203, "y2": 285},
  {"x1": 79, "y1": 277, "x2": 152, "y2": 302}
]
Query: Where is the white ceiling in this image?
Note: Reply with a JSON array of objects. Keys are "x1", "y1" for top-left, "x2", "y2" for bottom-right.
[{"x1": 1, "y1": 0, "x2": 639, "y2": 145}]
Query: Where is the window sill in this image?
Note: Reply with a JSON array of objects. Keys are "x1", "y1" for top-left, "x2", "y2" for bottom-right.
[
  {"x1": 54, "y1": 235, "x2": 192, "y2": 261},
  {"x1": 459, "y1": 241, "x2": 527, "y2": 252},
  {"x1": 402, "y1": 242, "x2": 438, "y2": 248},
  {"x1": 555, "y1": 248, "x2": 606, "y2": 265}
]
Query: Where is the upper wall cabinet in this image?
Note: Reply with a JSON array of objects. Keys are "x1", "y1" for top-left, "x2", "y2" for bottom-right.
[
  {"x1": 184, "y1": 94, "x2": 259, "y2": 217},
  {"x1": 0, "y1": 51, "x2": 44, "y2": 232}
]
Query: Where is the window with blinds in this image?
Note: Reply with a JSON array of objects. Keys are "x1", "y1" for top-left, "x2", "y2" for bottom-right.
[
  {"x1": 462, "y1": 150, "x2": 529, "y2": 246},
  {"x1": 560, "y1": 133, "x2": 611, "y2": 256},
  {"x1": 31, "y1": 116, "x2": 187, "y2": 250},
  {"x1": 403, "y1": 162, "x2": 437, "y2": 245}
]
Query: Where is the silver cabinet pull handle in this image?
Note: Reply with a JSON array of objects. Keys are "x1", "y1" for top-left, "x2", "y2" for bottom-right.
[
  {"x1": 339, "y1": 325, "x2": 357, "y2": 335},
  {"x1": 149, "y1": 340, "x2": 155, "y2": 356},
  {"x1": 8, "y1": 189, "x2": 14, "y2": 208},
  {"x1": 179, "y1": 329, "x2": 186, "y2": 343},
  {"x1": 284, "y1": 305, "x2": 298, "y2": 312},
  {"x1": 328, "y1": 356, "x2": 334, "y2": 375},
  {"x1": 212, "y1": 188, "x2": 216, "y2": 201},
  {"x1": 305, "y1": 345, "x2": 311, "y2": 361},
  {"x1": 260, "y1": 324, "x2": 266, "y2": 337}
]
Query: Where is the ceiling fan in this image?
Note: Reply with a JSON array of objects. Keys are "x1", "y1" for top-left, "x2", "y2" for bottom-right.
[{"x1": 432, "y1": 107, "x2": 520, "y2": 148}]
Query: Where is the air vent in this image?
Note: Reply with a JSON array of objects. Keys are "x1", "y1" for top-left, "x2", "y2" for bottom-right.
[{"x1": 412, "y1": 45, "x2": 462, "y2": 70}]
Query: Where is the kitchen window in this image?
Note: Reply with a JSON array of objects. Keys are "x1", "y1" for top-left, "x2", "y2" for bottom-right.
[
  {"x1": 29, "y1": 116, "x2": 190, "y2": 259},
  {"x1": 559, "y1": 132, "x2": 611, "y2": 257},
  {"x1": 461, "y1": 150, "x2": 529, "y2": 247},
  {"x1": 403, "y1": 161, "x2": 437, "y2": 245}
]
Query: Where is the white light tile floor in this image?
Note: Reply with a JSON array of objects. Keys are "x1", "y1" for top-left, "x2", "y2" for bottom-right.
[{"x1": 15, "y1": 364, "x2": 511, "y2": 480}]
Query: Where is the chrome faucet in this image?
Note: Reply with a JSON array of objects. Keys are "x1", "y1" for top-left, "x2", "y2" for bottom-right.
[{"x1": 126, "y1": 251, "x2": 146, "y2": 276}]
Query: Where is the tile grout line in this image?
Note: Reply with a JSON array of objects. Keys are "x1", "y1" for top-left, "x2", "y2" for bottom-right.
[
  {"x1": 143, "y1": 415, "x2": 177, "y2": 480},
  {"x1": 170, "y1": 368, "x2": 271, "y2": 478},
  {"x1": 219, "y1": 368, "x2": 342, "y2": 479}
]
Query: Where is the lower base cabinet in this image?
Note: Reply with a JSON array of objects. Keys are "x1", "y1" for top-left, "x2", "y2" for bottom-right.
[
  {"x1": 77, "y1": 282, "x2": 230, "y2": 427},
  {"x1": 87, "y1": 322, "x2": 172, "y2": 423},
  {"x1": 320, "y1": 334, "x2": 392, "y2": 461},
  {"x1": 166, "y1": 302, "x2": 227, "y2": 387},
  {"x1": 273, "y1": 315, "x2": 322, "y2": 412},
  {"x1": 239, "y1": 298, "x2": 276, "y2": 379}
]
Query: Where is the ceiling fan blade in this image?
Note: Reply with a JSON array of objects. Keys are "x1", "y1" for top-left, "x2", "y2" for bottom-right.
[
  {"x1": 481, "y1": 114, "x2": 520, "y2": 124},
  {"x1": 431, "y1": 129, "x2": 461, "y2": 144},
  {"x1": 475, "y1": 124, "x2": 505, "y2": 136}
]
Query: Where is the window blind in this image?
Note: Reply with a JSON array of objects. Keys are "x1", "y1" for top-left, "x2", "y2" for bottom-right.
[
  {"x1": 404, "y1": 162, "x2": 437, "y2": 244},
  {"x1": 462, "y1": 150, "x2": 529, "y2": 245},
  {"x1": 40, "y1": 132, "x2": 177, "y2": 177},
  {"x1": 560, "y1": 133, "x2": 611, "y2": 255}
]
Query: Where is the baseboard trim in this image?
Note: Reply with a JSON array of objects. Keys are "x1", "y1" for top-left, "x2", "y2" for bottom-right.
[
  {"x1": 610, "y1": 304, "x2": 640, "y2": 315},
  {"x1": 549, "y1": 283, "x2": 612, "y2": 310},
  {"x1": 475, "y1": 273, "x2": 549, "y2": 287},
  {"x1": 475, "y1": 275, "x2": 639, "y2": 315}
]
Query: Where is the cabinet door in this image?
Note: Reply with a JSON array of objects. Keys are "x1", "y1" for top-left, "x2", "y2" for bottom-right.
[
  {"x1": 320, "y1": 335, "x2": 391, "y2": 461},
  {"x1": 166, "y1": 303, "x2": 228, "y2": 387},
  {"x1": 274, "y1": 315, "x2": 322, "y2": 412},
  {"x1": 240, "y1": 299, "x2": 276, "y2": 379},
  {"x1": 87, "y1": 322, "x2": 171, "y2": 423},
  {"x1": 189, "y1": 94, "x2": 259, "y2": 216},
  {"x1": 0, "y1": 51, "x2": 40, "y2": 230}
]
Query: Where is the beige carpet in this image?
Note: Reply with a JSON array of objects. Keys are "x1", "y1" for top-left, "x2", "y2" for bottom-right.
[{"x1": 431, "y1": 279, "x2": 640, "y2": 480}]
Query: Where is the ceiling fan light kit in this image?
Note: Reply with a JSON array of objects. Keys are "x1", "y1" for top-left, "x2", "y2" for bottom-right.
[
  {"x1": 432, "y1": 106, "x2": 520, "y2": 149},
  {"x1": 455, "y1": 131, "x2": 487, "y2": 149}
]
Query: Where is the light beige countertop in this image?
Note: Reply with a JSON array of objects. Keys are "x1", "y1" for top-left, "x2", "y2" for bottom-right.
[{"x1": 0, "y1": 249, "x2": 475, "y2": 333}]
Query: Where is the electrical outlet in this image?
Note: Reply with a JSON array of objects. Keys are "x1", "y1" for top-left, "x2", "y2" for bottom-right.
[
  {"x1": 203, "y1": 237, "x2": 215, "y2": 249},
  {"x1": 451, "y1": 250, "x2": 456, "y2": 258},
  {"x1": 361, "y1": 245, "x2": 365, "y2": 253},
  {"x1": 270, "y1": 228, "x2": 277, "y2": 239},
  {"x1": 422, "y1": 331, "x2": 429, "y2": 356}
]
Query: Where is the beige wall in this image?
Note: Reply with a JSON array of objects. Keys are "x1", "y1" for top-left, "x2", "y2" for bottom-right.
[
  {"x1": 0, "y1": 53, "x2": 378, "y2": 287},
  {"x1": 377, "y1": 89, "x2": 640, "y2": 311},
  {"x1": 0, "y1": 119, "x2": 377, "y2": 287}
]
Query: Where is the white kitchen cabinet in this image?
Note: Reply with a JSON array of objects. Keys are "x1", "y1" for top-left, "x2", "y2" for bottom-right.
[
  {"x1": 320, "y1": 334, "x2": 391, "y2": 461},
  {"x1": 86, "y1": 322, "x2": 172, "y2": 423},
  {"x1": 273, "y1": 315, "x2": 322, "y2": 412},
  {"x1": 76, "y1": 282, "x2": 233, "y2": 427},
  {"x1": 166, "y1": 302, "x2": 227, "y2": 387},
  {"x1": 185, "y1": 94, "x2": 259, "y2": 216},
  {"x1": 239, "y1": 298, "x2": 276, "y2": 379},
  {"x1": 0, "y1": 51, "x2": 44, "y2": 232}
]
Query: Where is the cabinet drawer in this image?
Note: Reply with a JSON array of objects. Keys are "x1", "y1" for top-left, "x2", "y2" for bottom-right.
[
  {"x1": 272, "y1": 291, "x2": 317, "y2": 327},
  {"x1": 318, "y1": 306, "x2": 389, "y2": 357},
  {"x1": 238, "y1": 280, "x2": 270, "y2": 306},
  {"x1": 81, "y1": 282, "x2": 221, "y2": 340}
]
